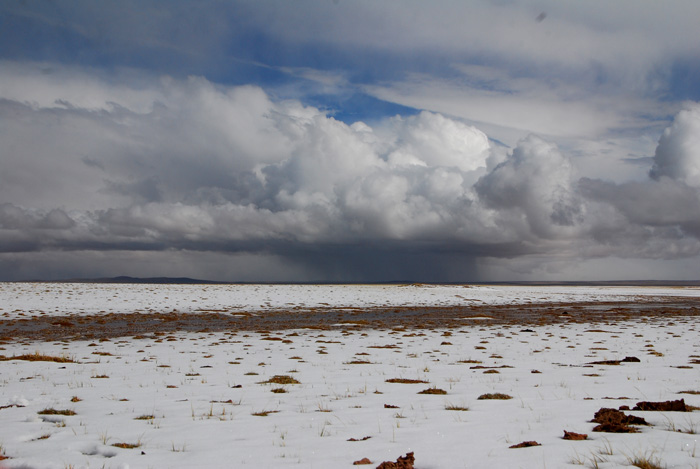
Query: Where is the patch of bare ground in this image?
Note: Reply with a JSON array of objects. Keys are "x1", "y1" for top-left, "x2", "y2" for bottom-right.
[
  {"x1": 591, "y1": 408, "x2": 648, "y2": 433},
  {"x1": 37, "y1": 408, "x2": 76, "y2": 416},
  {"x1": 562, "y1": 431, "x2": 588, "y2": 440},
  {"x1": 477, "y1": 393, "x2": 512, "y2": 400},
  {"x1": 509, "y1": 441, "x2": 540, "y2": 448},
  {"x1": 259, "y1": 375, "x2": 300, "y2": 385},
  {"x1": 632, "y1": 399, "x2": 690, "y2": 411},
  {"x1": 376, "y1": 452, "x2": 415, "y2": 469},
  {"x1": 0, "y1": 352, "x2": 74, "y2": 363},
  {"x1": 385, "y1": 378, "x2": 429, "y2": 384},
  {"x1": 2, "y1": 298, "x2": 698, "y2": 341},
  {"x1": 418, "y1": 387, "x2": 447, "y2": 395},
  {"x1": 112, "y1": 442, "x2": 140, "y2": 449}
]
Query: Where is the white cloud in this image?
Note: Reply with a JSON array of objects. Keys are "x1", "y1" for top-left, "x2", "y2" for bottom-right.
[
  {"x1": 650, "y1": 103, "x2": 700, "y2": 186},
  {"x1": 2, "y1": 63, "x2": 700, "y2": 280}
]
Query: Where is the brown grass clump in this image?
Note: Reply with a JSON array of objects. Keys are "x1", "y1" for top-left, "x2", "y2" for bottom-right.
[
  {"x1": 112, "y1": 442, "x2": 141, "y2": 449},
  {"x1": 627, "y1": 454, "x2": 664, "y2": 469},
  {"x1": 353, "y1": 457, "x2": 372, "y2": 465},
  {"x1": 134, "y1": 415, "x2": 155, "y2": 420},
  {"x1": 0, "y1": 352, "x2": 74, "y2": 363},
  {"x1": 38, "y1": 408, "x2": 76, "y2": 416},
  {"x1": 385, "y1": 378, "x2": 429, "y2": 384},
  {"x1": 271, "y1": 388, "x2": 287, "y2": 393},
  {"x1": 445, "y1": 404, "x2": 469, "y2": 411},
  {"x1": 478, "y1": 393, "x2": 512, "y2": 400},
  {"x1": 259, "y1": 375, "x2": 300, "y2": 385},
  {"x1": 252, "y1": 410, "x2": 279, "y2": 417},
  {"x1": 418, "y1": 387, "x2": 447, "y2": 395}
]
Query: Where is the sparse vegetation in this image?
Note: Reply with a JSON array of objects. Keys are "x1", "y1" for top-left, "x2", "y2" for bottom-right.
[
  {"x1": 418, "y1": 387, "x2": 447, "y2": 395},
  {"x1": 445, "y1": 403, "x2": 469, "y2": 411},
  {"x1": 0, "y1": 352, "x2": 74, "y2": 363},
  {"x1": 112, "y1": 442, "x2": 141, "y2": 449},
  {"x1": 259, "y1": 375, "x2": 300, "y2": 385},
  {"x1": 626, "y1": 453, "x2": 664, "y2": 469},
  {"x1": 37, "y1": 408, "x2": 76, "y2": 416},
  {"x1": 478, "y1": 393, "x2": 512, "y2": 400},
  {"x1": 386, "y1": 378, "x2": 429, "y2": 384}
]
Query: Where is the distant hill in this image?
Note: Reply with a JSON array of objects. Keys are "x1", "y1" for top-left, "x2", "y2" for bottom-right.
[
  {"x1": 17, "y1": 277, "x2": 700, "y2": 286},
  {"x1": 55, "y1": 276, "x2": 224, "y2": 284}
]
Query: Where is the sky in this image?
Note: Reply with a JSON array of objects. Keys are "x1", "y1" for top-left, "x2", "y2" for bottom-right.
[{"x1": 1, "y1": 0, "x2": 700, "y2": 282}]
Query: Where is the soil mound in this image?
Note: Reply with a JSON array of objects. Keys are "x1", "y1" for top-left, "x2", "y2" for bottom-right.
[
  {"x1": 591, "y1": 408, "x2": 648, "y2": 433},
  {"x1": 509, "y1": 441, "x2": 541, "y2": 448},
  {"x1": 633, "y1": 399, "x2": 688, "y2": 411},
  {"x1": 376, "y1": 452, "x2": 415, "y2": 469}
]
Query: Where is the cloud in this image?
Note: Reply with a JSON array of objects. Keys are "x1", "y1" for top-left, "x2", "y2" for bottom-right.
[
  {"x1": 476, "y1": 135, "x2": 583, "y2": 239},
  {"x1": 650, "y1": 103, "x2": 700, "y2": 186},
  {"x1": 1, "y1": 63, "x2": 700, "y2": 280}
]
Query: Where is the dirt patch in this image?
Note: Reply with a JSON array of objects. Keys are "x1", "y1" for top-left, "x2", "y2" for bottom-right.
[
  {"x1": 3, "y1": 299, "x2": 698, "y2": 341},
  {"x1": 258, "y1": 375, "x2": 300, "y2": 385},
  {"x1": 385, "y1": 378, "x2": 429, "y2": 384},
  {"x1": 376, "y1": 452, "x2": 415, "y2": 469},
  {"x1": 632, "y1": 399, "x2": 689, "y2": 411},
  {"x1": 509, "y1": 441, "x2": 541, "y2": 448},
  {"x1": 591, "y1": 408, "x2": 648, "y2": 433},
  {"x1": 418, "y1": 387, "x2": 447, "y2": 395},
  {"x1": 562, "y1": 431, "x2": 588, "y2": 440}
]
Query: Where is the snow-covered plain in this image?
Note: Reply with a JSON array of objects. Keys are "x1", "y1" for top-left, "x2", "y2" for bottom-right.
[{"x1": 1, "y1": 283, "x2": 699, "y2": 468}]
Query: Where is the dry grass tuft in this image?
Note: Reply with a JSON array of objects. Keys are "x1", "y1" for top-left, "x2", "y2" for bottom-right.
[
  {"x1": 445, "y1": 403, "x2": 469, "y2": 411},
  {"x1": 112, "y1": 442, "x2": 141, "y2": 449},
  {"x1": 627, "y1": 454, "x2": 664, "y2": 469},
  {"x1": 477, "y1": 393, "x2": 512, "y2": 400},
  {"x1": 386, "y1": 378, "x2": 429, "y2": 384},
  {"x1": 418, "y1": 387, "x2": 447, "y2": 395},
  {"x1": 37, "y1": 408, "x2": 76, "y2": 416},
  {"x1": 0, "y1": 352, "x2": 74, "y2": 363},
  {"x1": 259, "y1": 375, "x2": 300, "y2": 385}
]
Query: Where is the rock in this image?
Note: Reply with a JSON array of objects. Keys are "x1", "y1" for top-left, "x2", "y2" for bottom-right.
[
  {"x1": 376, "y1": 452, "x2": 415, "y2": 469},
  {"x1": 509, "y1": 441, "x2": 541, "y2": 448},
  {"x1": 621, "y1": 356, "x2": 640, "y2": 362},
  {"x1": 563, "y1": 431, "x2": 588, "y2": 440},
  {"x1": 633, "y1": 399, "x2": 688, "y2": 412}
]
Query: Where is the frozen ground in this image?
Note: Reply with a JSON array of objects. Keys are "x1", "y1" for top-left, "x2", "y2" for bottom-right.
[
  {"x1": 0, "y1": 284, "x2": 699, "y2": 468},
  {"x1": 1, "y1": 283, "x2": 699, "y2": 320}
]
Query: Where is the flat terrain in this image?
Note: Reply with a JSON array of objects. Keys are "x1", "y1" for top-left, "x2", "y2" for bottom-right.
[{"x1": 0, "y1": 284, "x2": 699, "y2": 468}]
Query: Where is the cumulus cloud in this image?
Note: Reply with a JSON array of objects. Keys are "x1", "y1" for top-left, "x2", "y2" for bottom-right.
[
  {"x1": 476, "y1": 135, "x2": 584, "y2": 240},
  {"x1": 1, "y1": 64, "x2": 700, "y2": 280},
  {"x1": 650, "y1": 103, "x2": 700, "y2": 186}
]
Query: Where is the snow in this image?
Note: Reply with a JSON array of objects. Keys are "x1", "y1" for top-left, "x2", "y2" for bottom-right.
[
  {"x1": 1, "y1": 283, "x2": 698, "y2": 320},
  {"x1": 0, "y1": 283, "x2": 699, "y2": 468}
]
